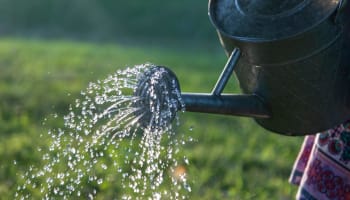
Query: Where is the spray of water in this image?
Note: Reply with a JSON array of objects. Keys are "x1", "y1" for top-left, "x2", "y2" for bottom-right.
[{"x1": 16, "y1": 64, "x2": 191, "y2": 200}]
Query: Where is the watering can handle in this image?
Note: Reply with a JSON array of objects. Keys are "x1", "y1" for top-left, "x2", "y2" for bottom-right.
[{"x1": 211, "y1": 48, "x2": 241, "y2": 96}]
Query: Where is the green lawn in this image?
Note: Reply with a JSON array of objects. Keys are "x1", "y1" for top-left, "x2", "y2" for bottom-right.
[{"x1": 0, "y1": 38, "x2": 303, "y2": 199}]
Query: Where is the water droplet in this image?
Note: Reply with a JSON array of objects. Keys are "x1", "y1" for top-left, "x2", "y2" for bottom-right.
[
  {"x1": 184, "y1": 157, "x2": 189, "y2": 165},
  {"x1": 101, "y1": 164, "x2": 107, "y2": 170},
  {"x1": 16, "y1": 64, "x2": 190, "y2": 200},
  {"x1": 70, "y1": 147, "x2": 76, "y2": 154}
]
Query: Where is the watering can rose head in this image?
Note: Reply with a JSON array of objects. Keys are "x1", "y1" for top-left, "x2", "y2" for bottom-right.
[{"x1": 133, "y1": 65, "x2": 184, "y2": 131}]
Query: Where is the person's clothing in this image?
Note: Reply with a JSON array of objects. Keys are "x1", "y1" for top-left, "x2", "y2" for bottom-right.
[{"x1": 290, "y1": 120, "x2": 350, "y2": 199}]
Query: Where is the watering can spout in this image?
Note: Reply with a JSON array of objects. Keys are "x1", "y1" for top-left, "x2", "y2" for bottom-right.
[
  {"x1": 181, "y1": 93, "x2": 270, "y2": 119},
  {"x1": 179, "y1": 48, "x2": 270, "y2": 118},
  {"x1": 134, "y1": 48, "x2": 270, "y2": 129}
]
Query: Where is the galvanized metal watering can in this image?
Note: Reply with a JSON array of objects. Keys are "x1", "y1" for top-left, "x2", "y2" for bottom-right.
[{"x1": 137, "y1": 0, "x2": 350, "y2": 136}]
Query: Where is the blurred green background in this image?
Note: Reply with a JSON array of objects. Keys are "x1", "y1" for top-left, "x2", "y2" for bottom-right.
[{"x1": 0, "y1": 0, "x2": 304, "y2": 199}]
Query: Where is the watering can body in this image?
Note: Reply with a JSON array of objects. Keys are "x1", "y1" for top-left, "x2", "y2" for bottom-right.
[
  {"x1": 136, "y1": 0, "x2": 350, "y2": 136},
  {"x1": 208, "y1": 0, "x2": 350, "y2": 135}
]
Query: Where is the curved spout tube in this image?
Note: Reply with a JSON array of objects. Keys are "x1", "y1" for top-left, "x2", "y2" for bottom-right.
[
  {"x1": 133, "y1": 49, "x2": 271, "y2": 121},
  {"x1": 181, "y1": 93, "x2": 271, "y2": 119},
  {"x1": 180, "y1": 48, "x2": 270, "y2": 119}
]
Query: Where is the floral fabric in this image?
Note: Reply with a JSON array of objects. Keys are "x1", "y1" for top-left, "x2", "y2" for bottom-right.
[{"x1": 290, "y1": 121, "x2": 350, "y2": 200}]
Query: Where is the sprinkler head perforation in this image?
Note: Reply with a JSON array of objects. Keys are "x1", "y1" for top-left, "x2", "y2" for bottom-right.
[{"x1": 134, "y1": 65, "x2": 183, "y2": 131}]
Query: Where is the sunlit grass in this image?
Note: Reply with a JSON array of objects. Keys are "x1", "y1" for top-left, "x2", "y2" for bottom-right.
[{"x1": 0, "y1": 38, "x2": 303, "y2": 199}]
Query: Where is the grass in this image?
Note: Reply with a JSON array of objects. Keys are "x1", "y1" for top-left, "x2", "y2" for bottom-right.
[{"x1": 0, "y1": 38, "x2": 303, "y2": 199}]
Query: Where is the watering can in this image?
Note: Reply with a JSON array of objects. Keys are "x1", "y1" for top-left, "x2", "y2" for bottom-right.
[{"x1": 136, "y1": 0, "x2": 350, "y2": 136}]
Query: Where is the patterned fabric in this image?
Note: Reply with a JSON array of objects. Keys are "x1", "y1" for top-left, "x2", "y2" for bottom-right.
[{"x1": 290, "y1": 121, "x2": 350, "y2": 200}]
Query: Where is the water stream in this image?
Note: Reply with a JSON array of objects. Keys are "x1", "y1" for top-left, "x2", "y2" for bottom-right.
[{"x1": 16, "y1": 64, "x2": 192, "y2": 200}]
